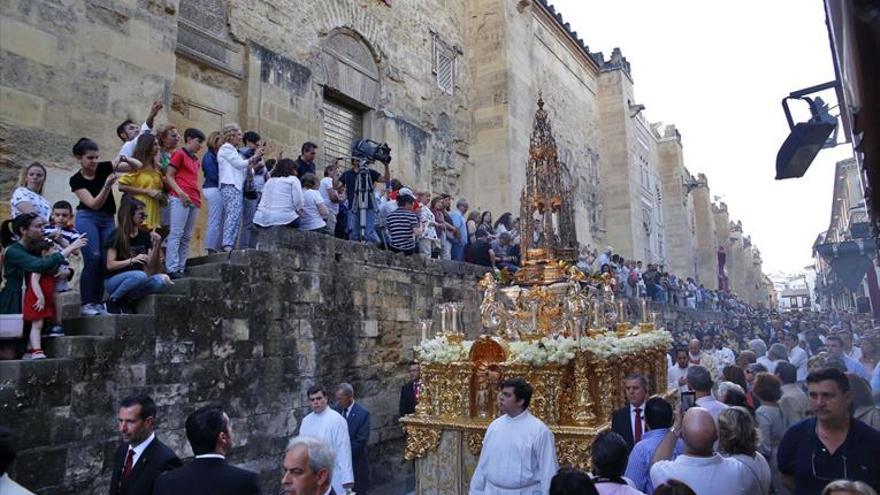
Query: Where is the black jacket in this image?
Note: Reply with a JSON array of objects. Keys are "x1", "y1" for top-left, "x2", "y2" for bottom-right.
[
  {"x1": 399, "y1": 381, "x2": 417, "y2": 417},
  {"x1": 611, "y1": 405, "x2": 636, "y2": 450},
  {"x1": 151, "y1": 457, "x2": 261, "y2": 495},
  {"x1": 336, "y1": 403, "x2": 371, "y2": 494},
  {"x1": 109, "y1": 438, "x2": 182, "y2": 495}
]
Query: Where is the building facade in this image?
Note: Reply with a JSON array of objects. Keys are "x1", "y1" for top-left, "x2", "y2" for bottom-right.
[
  {"x1": 813, "y1": 158, "x2": 879, "y2": 314},
  {"x1": 0, "y1": 0, "x2": 768, "y2": 300}
]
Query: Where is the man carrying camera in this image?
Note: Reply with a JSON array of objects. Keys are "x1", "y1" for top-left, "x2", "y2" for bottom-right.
[{"x1": 339, "y1": 149, "x2": 390, "y2": 244}]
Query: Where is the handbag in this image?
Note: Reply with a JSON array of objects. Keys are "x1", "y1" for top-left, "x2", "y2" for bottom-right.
[{"x1": 0, "y1": 313, "x2": 24, "y2": 339}]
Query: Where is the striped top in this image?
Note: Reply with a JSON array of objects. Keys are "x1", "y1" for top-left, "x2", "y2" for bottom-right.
[{"x1": 386, "y1": 208, "x2": 419, "y2": 251}]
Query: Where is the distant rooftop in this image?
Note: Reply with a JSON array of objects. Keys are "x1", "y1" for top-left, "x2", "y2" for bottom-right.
[{"x1": 535, "y1": 0, "x2": 633, "y2": 77}]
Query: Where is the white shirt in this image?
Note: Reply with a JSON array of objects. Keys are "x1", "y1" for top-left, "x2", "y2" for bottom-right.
[
  {"x1": 714, "y1": 346, "x2": 736, "y2": 375},
  {"x1": 298, "y1": 189, "x2": 327, "y2": 231},
  {"x1": 788, "y1": 345, "x2": 809, "y2": 381},
  {"x1": 127, "y1": 432, "x2": 156, "y2": 470},
  {"x1": 847, "y1": 346, "x2": 863, "y2": 361},
  {"x1": 218, "y1": 142, "x2": 251, "y2": 191},
  {"x1": 756, "y1": 356, "x2": 778, "y2": 375},
  {"x1": 253, "y1": 176, "x2": 303, "y2": 227},
  {"x1": 0, "y1": 473, "x2": 33, "y2": 495},
  {"x1": 695, "y1": 396, "x2": 729, "y2": 422},
  {"x1": 318, "y1": 177, "x2": 340, "y2": 215},
  {"x1": 419, "y1": 205, "x2": 439, "y2": 241},
  {"x1": 119, "y1": 122, "x2": 151, "y2": 158},
  {"x1": 668, "y1": 364, "x2": 690, "y2": 394},
  {"x1": 378, "y1": 199, "x2": 398, "y2": 226},
  {"x1": 728, "y1": 453, "x2": 772, "y2": 495},
  {"x1": 650, "y1": 453, "x2": 750, "y2": 495},
  {"x1": 10, "y1": 187, "x2": 50, "y2": 220},
  {"x1": 194, "y1": 454, "x2": 226, "y2": 459},
  {"x1": 469, "y1": 410, "x2": 558, "y2": 495},
  {"x1": 299, "y1": 408, "x2": 354, "y2": 495}
]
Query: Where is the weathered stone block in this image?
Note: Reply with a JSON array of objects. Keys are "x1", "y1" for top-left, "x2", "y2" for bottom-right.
[{"x1": 0, "y1": 17, "x2": 58, "y2": 66}]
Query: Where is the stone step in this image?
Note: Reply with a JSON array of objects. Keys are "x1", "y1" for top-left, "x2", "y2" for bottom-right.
[
  {"x1": 64, "y1": 314, "x2": 154, "y2": 337},
  {"x1": 43, "y1": 335, "x2": 113, "y2": 359},
  {"x1": 185, "y1": 250, "x2": 254, "y2": 267},
  {"x1": 134, "y1": 293, "x2": 188, "y2": 315},
  {"x1": 166, "y1": 276, "x2": 220, "y2": 296},
  {"x1": 0, "y1": 356, "x2": 74, "y2": 385},
  {"x1": 184, "y1": 262, "x2": 225, "y2": 279}
]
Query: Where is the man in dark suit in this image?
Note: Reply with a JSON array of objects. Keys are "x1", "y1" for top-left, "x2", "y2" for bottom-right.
[
  {"x1": 335, "y1": 383, "x2": 370, "y2": 495},
  {"x1": 110, "y1": 394, "x2": 182, "y2": 495},
  {"x1": 610, "y1": 373, "x2": 648, "y2": 450},
  {"x1": 152, "y1": 404, "x2": 261, "y2": 495},
  {"x1": 281, "y1": 436, "x2": 336, "y2": 495},
  {"x1": 398, "y1": 361, "x2": 420, "y2": 417}
]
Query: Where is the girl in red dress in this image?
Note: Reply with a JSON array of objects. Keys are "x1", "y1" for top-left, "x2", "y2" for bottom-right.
[{"x1": 23, "y1": 240, "x2": 58, "y2": 359}]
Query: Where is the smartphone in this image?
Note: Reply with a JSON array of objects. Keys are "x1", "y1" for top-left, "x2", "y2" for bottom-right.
[{"x1": 680, "y1": 391, "x2": 696, "y2": 411}]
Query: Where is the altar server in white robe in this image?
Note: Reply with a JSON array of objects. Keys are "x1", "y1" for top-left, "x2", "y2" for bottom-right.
[
  {"x1": 469, "y1": 378, "x2": 559, "y2": 495},
  {"x1": 298, "y1": 385, "x2": 355, "y2": 495}
]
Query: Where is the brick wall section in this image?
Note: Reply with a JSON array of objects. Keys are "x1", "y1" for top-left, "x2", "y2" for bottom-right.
[{"x1": 0, "y1": 232, "x2": 489, "y2": 494}]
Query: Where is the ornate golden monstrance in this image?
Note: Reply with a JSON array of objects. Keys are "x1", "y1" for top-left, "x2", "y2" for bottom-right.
[{"x1": 400, "y1": 97, "x2": 672, "y2": 494}]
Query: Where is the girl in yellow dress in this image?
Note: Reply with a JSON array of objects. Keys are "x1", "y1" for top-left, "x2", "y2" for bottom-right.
[{"x1": 118, "y1": 133, "x2": 166, "y2": 231}]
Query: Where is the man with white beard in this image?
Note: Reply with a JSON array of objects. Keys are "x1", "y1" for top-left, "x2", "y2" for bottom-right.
[
  {"x1": 469, "y1": 378, "x2": 558, "y2": 495},
  {"x1": 298, "y1": 385, "x2": 354, "y2": 495}
]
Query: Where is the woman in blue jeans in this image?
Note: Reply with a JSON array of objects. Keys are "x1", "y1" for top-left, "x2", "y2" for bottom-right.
[
  {"x1": 104, "y1": 197, "x2": 172, "y2": 314},
  {"x1": 69, "y1": 138, "x2": 142, "y2": 316}
]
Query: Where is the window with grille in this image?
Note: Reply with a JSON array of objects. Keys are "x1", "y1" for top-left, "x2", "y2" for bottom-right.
[
  {"x1": 432, "y1": 32, "x2": 456, "y2": 95},
  {"x1": 322, "y1": 98, "x2": 364, "y2": 166}
]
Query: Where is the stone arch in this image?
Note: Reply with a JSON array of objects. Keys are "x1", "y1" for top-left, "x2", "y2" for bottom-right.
[{"x1": 321, "y1": 28, "x2": 381, "y2": 109}]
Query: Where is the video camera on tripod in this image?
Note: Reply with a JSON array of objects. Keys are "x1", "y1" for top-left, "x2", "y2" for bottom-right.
[{"x1": 350, "y1": 139, "x2": 392, "y2": 242}]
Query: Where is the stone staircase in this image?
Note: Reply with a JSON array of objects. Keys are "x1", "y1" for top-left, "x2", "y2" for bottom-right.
[{"x1": 0, "y1": 252, "x2": 249, "y2": 493}]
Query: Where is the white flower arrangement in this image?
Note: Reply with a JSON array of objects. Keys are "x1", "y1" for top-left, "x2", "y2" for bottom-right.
[
  {"x1": 579, "y1": 330, "x2": 672, "y2": 358},
  {"x1": 509, "y1": 337, "x2": 578, "y2": 365},
  {"x1": 416, "y1": 336, "x2": 472, "y2": 363},
  {"x1": 415, "y1": 330, "x2": 671, "y2": 365}
]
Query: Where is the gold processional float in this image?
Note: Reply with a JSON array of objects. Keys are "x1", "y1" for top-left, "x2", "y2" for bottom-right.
[{"x1": 400, "y1": 96, "x2": 672, "y2": 493}]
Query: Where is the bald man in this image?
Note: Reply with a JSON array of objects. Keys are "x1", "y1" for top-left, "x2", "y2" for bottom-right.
[{"x1": 649, "y1": 407, "x2": 754, "y2": 495}]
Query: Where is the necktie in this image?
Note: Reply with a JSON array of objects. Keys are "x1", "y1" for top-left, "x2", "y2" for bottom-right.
[
  {"x1": 123, "y1": 448, "x2": 135, "y2": 479},
  {"x1": 633, "y1": 408, "x2": 643, "y2": 443},
  {"x1": 343, "y1": 408, "x2": 349, "y2": 419}
]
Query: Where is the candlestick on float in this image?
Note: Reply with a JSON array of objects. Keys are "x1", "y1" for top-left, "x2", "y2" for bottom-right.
[{"x1": 615, "y1": 298, "x2": 629, "y2": 336}]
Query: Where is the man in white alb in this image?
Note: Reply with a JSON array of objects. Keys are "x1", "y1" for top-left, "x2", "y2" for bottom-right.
[
  {"x1": 469, "y1": 378, "x2": 559, "y2": 495},
  {"x1": 298, "y1": 385, "x2": 354, "y2": 495},
  {"x1": 667, "y1": 347, "x2": 691, "y2": 394}
]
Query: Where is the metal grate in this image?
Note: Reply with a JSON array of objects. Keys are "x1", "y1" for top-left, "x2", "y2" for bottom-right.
[
  {"x1": 322, "y1": 98, "x2": 363, "y2": 166},
  {"x1": 432, "y1": 32, "x2": 456, "y2": 95}
]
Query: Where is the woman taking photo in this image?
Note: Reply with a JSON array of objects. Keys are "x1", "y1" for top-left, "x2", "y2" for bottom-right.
[
  {"x1": 118, "y1": 134, "x2": 164, "y2": 231},
  {"x1": 218, "y1": 123, "x2": 263, "y2": 251},
  {"x1": 104, "y1": 198, "x2": 172, "y2": 314},
  {"x1": 10, "y1": 162, "x2": 51, "y2": 220},
  {"x1": 0, "y1": 213, "x2": 87, "y2": 359},
  {"x1": 69, "y1": 137, "x2": 141, "y2": 316}
]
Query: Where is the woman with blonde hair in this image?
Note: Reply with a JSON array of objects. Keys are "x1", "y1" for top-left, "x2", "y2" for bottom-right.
[
  {"x1": 118, "y1": 133, "x2": 164, "y2": 231},
  {"x1": 821, "y1": 480, "x2": 878, "y2": 495},
  {"x1": 201, "y1": 131, "x2": 223, "y2": 252},
  {"x1": 218, "y1": 123, "x2": 263, "y2": 251},
  {"x1": 717, "y1": 406, "x2": 772, "y2": 495},
  {"x1": 10, "y1": 162, "x2": 50, "y2": 220}
]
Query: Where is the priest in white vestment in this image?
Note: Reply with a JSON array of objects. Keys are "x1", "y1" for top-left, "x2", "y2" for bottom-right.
[
  {"x1": 298, "y1": 385, "x2": 354, "y2": 495},
  {"x1": 469, "y1": 378, "x2": 559, "y2": 495}
]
